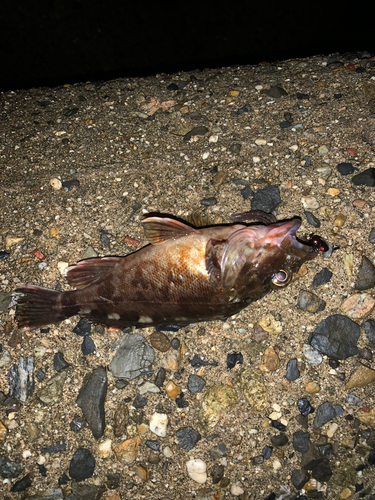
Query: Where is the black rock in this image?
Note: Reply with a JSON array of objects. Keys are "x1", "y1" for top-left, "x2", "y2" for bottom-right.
[
  {"x1": 313, "y1": 402, "x2": 342, "y2": 429},
  {"x1": 62, "y1": 179, "x2": 80, "y2": 190},
  {"x1": 155, "y1": 324, "x2": 183, "y2": 332},
  {"x1": 38, "y1": 463, "x2": 47, "y2": 476},
  {"x1": 0, "y1": 456, "x2": 24, "y2": 478},
  {"x1": 10, "y1": 473, "x2": 32, "y2": 492},
  {"x1": 154, "y1": 367, "x2": 166, "y2": 387},
  {"x1": 271, "y1": 434, "x2": 288, "y2": 447},
  {"x1": 226, "y1": 352, "x2": 243, "y2": 369},
  {"x1": 167, "y1": 82, "x2": 178, "y2": 91},
  {"x1": 252, "y1": 455, "x2": 264, "y2": 465},
  {"x1": 313, "y1": 268, "x2": 333, "y2": 286},
  {"x1": 352, "y1": 168, "x2": 375, "y2": 186},
  {"x1": 271, "y1": 420, "x2": 287, "y2": 432},
  {"x1": 210, "y1": 463, "x2": 224, "y2": 484},
  {"x1": 251, "y1": 185, "x2": 281, "y2": 213},
  {"x1": 100, "y1": 230, "x2": 111, "y2": 248},
  {"x1": 293, "y1": 431, "x2": 310, "y2": 453},
  {"x1": 7, "y1": 356, "x2": 34, "y2": 402},
  {"x1": 133, "y1": 394, "x2": 148, "y2": 408},
  {"x1": 190, "y1": 354, "x2": 218, "y2": 367},
  {"x1": 175, "y1": 394, "x2": 188, "y2": 408},
  {"x1": 81, "y1": 335, "x2": 96, "y2": 355},
  {"x1": 311, "y1": 461, "x2": 333, "y2": 482},
  {"x1": 200, "y1": 197, "x2": 217, "y2": 206},
  {"x1": 229, "y1": 143, "x2": 242, "y2": 154},
  {"x1": 70, "y1": 415, "x2": 86, "y2": 432},
  {"x1": 369, "y1": 228, "x2": 375, "y2": 244},
  {"x1": 318, "y1": 443, "x2": 332, "y2": 459},
  {"x1": 297, "y1": 93, "x2": 310, "y2": 100},
  {"x1": 53, "y1": 352, "x2": 71, "y2": 372},
  {"x1": 176, "y1": 426, "x2": 201, "y2": 450},
  {"x1": 291, "y1": 469, "x2": 310, "y2": 490},
  {"x1": 115, "y1": 379, "x2": 129, "y2": 389},
  {"x1": 361, "y1": 319, "x2": 375, "y2": 344},
  {"x1": 36, "y1": 368, "x2": 46, "y2": 382},
  {"x1": 41, "y1": 442, "x2": 66, "y2": 453},
  {"x1": 304, "y1": 211, "x2": 321, "y2": 228},
  {"x1": 240, "y1": 185, "x2": 253, "y2": 199},
  {"x1": 145, "y1": 440, "x2": 160, "y2": 451},
  {"x1": 209, "y1": 441, "x2": 227, "y2": 460},
  {"x1": 58, "y1": 472, "x2": 69, "y2": 485},
  {"x1": 262, "y1": 445, "x2": 273, "y2": 459},
  {"x1": 183, "y1": 126, "x2": 209, "y2": 141},
  {"x1": 337, "y1": 162, "x2": 356, "y2": 175},
  {"x1": 328, "y1": 358, "x2": 340, "y2": 369},
  {"x1": 187, "y1": 374, "x2": 206, "y2": 393},
  {"x1": 309, "y1": 314, "x2": 360, "y2": 360},
  {"x1": 369, "y1": 450, "x2": 375, "y2": 465},
  {"x1": 69, "y1": 448, "x2": 95, "y2": 481},
  {"x1": 106, "y1": 472, "x2": 121, "y2": 489},
  {"x1": 280, "y1": 120, "x2": 292, "y2": 128},
  {"x1": 76, "y1": 366, "x2": 107, "y2": 439},
  {"x1": 285, "y1": 358, "x2": 300, "y2": 381},
  {"x1": 354, "y1": 255, "x2": 375, "y2": 290},
  {"x1": 73, "y1": 318, "x2": 91, "y2": 336},
  {"x1": 268, "y1": 86, "x2": 287, "y2": 98},
  {"x1": 0, "y1": 251, "x2": 9, "y2": 260},
  {"x1": 234, "y1": 103, "x2": 251, "y2": 116},
  {"x1": 297, "y1": 398, "x2": 314, "y2": 417}
]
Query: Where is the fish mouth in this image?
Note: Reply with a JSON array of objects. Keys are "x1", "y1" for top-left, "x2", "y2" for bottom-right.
[{"x1": 266, "y1": 219, "x2": 316, "y2": 258}]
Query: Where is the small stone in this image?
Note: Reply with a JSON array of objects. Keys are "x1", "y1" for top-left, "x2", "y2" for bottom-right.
[
  {"x1": 176, "y1": 426, "x2": 201, "y2": 450},
  {"x1": 200, "y1": 196, "x2": 217, "y2": 206},
  {"x1": 305, "y1": 382, "x2": 320, "y2": 394},
  {"x1": 98, "y1": 439, "x2": 112, "y2": 459},
  {"x1": 369, "y1": 228, "x2": 375, "y2": 244},
  {"x1": 209, "y1": 441, "x2": 227, "y2": 460},
  {"x1": 170, "y1": 337, "x2": 180, "y2": 349},
  {"x1": 268, "y1": 86, "x2": 287, "y2": 98},
  {"x1": 110, "y1": 333, "x2": 154, "y2": 379},
  {"x1": 70, "y1": 415, "x2": 86, "y2": 432},
  {"x1": 251, "y1": 186, "x2": 281, "y2": 213},
  {"x1": 258, "y1": 314, "x2": 282, "y2": 335},
  {"x1": 303, "y1": 344, "x2": 323, "y2": 365},
  {"x1": 291, "y1": 469, "x2": 310, "y2": 490},
  {"x1": 69, "y1": 448, "x2": 95, "y2": 481},
  {"x1": 226, "y1": 352, "x2": 243, "y2": 369},
  {"x1": 253, "y1": 324, "x2": 268, "y2": 342},
  {"x1": 187, "y1": 374, "x2": 206, "y2": 393},
  {"x1": 113, "y1": 402, "x2": 129, "y2": 437},
  {"x1": 240, "y1": 185, "x2": 253, "y2": 199},
  {"x1": 309, "y1": 314, "x2": 360, "y2": 359},
  {"x1": 237, "y1": 367, "x2": 268, "y2": 412},
  {"x1": 345, "y1": 364, "x2": 375, "y2": 389},
  {"x1": 271, "y1": 434, "x2": 288, "y2": 447},
  {"x1": 50, "y1": 178, "x2": 62, "y2": 190},
  {"x1": 149, "y1": 413, "x2": 168, "y2": 437},
  {"x1": 297, "y1": 290, "x2": 326, "y2": 312},
  {"x1": 302, "y1": 196, "x2": 319, "y2": 210},
  {"x1": 352, "y1": 168, "x2": 375, "y2": 186},
  {"x1": 337, "y1": 163, "x2": 355, "y2": 175},
  {"x1": 186, "y1": 459, "x2": 207, "y2": 484},
  {"x1": 113, "y1": 436, "x2": 141, "y2": 465},
  {"x1": 81, "y1": 335, "x2": 95, "y2": 355},
  {"x1": 229, "y1": 143, "x2": 242, "y2": 154},
  {"x1": 327, "y1": 187, "x2": 340, "y2": 197},
  {"x1": 10, "y1": 473, "x2": 32, "y2": 492},
  {"x1": 135, "y1": 465, "x2": 150, "y2": 482},
  {"x1": 346, "y1": 148, "x2": 358, "y2": 157},
  {"x1": 342, "y1": 293, "x2": 375, "y2": 319},
  {"x1": 38, "y1": 370, "x2": 68, "y2": 404},
  {"x1": 76, "y1": 366, "x2": 107, "y2": 439},
  {"x1": 53, "y1": 352, "x2": 71, "y2": 372},
  {"x1": 315, "y1": 166, "x2": 332, "y2": 180},
  {"x1": 340, "y1": 487, "x2": 354, "y2": 499},
  {"x1": 304, "y1": 211, "x2": 321, "y2": 228},
  {"x1": 298, "y1": 398, "x2": 314, "y2": 416},
  {"x1": 362, "y1": 319, "x2": 375, "y2": 344},
  {"x1": 313, "y1": 402, "x2": 340, "y2": 429},
  {"x1": 318, "y1": 145, "x2": 328, "y2": 155},
  {"x1": 0, "y1": 456, "x2": 24, "y2": 478},
  {"x1": 333, "y1": 214, "x2": 347, "y2": 226},
  {"x1": 154, "y1": 367, "x2": 166, "y2": 387},
  {"x1": 358, "y1": 346, "x2": 373, "y2": 360},
  {"x1": 145, "y1": 440, "x2": 160, "y2": 451},
  {"x1": 139, "y1": 381, "x2": 160, "y2": 395},
  {"x1": 293, "y1": 431, "x2": 310, "y2": 453},
  {"x1": 261, "y1": 346, "x2": 280, "y2": 371},
  {"x1": 231, "y1": 482, "x2": 245, "y2": 496},
  {"x1": 285, "y1": 358, "x2": 300, "y2": 381},
  {"x1": 7, "y1": 357, "x2": 34, "y2": 402},
  {"x1": 255, "y1": 138, "x2": 267, "y2": 146},
  {"x1": 352, "y1": 198, "x2": 366, "y2": 208},
  {"x1": 183, "y1": 126, "x2": 209, "y2": 141},
  {"x1": 313, "y1": 268, "x2": 333, "y2": 286},
  {"x1": 198, "y1": 383, "x2": 237, "y2": 432},
  {"x1": 326, "y1": 423, "x2": 339, "y2": 438},
  {"x1": 354, "y1": 256, "x2": 375, "y2": 290},
  {"x1": 212, "y1": 171, "x2": 227, "y2": 190},
  {"x1": 211, "y1": 463, "x2": 225, "y2": 484},
  {"x1": 262, "y1": 445, "x2": 273, "y2": 459},
  {"x1": 165, "y1": 380, "x2": 181, "y2": 400},
  {"x1": 72, "y1": 318, "x2": 91, "y2": 336},
  {"x1": 5, "y1": 237, "x2": 24, "y2": 249},
  {"x1": 149, "y1": 332, "x2": 171, "y2": 352},
  {"x1": 62, "y1": 179, "x2": 80, "y2": 191}
]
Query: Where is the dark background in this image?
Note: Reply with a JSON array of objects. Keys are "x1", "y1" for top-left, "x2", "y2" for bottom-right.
[{"x1": 1, "y1": 1, "x2": 374, "y2": 92}]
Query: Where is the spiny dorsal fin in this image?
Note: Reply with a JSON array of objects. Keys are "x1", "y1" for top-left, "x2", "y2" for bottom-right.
[
  {"x1": 142, "y1": 217, "x2": 198, "y2": 245},
  {"x1": 65, "y1": 256, "x2": 120, "y2": 289}
]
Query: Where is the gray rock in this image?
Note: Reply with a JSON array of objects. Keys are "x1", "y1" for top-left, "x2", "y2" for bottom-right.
[
  {"x1": 110, "y1": 332, "x2": 154, "y2": 379},
  {"x1": 285, "y1": 358, "x2": 300, "y2": 381},
  {"x1": 361, "y1": 319, "x2": 375, "y2": 344},
  {"x1": 7, "y1": 357, "x2": 34, "y2": 402},
  {"x1": 291, "y1": 469, "x2": 310, "y2": 490},
  {"x1": 76, "y1": 366, "x2": 107, "y2": 439},
  {"x1": 70, "y1": 481, "x2": 105, "y2": 500},
  {"x1": 53, "y1": 352, "x2": 71, "y2": 372},
  {"x1": 369, "y1": 228, "x2": 375, "y2": 244},
  {"x1": 187, "y1": 374, "x2": 206, "y2": 393},
  {"x1": 209, "y1": 441, "x2": 227, "y2": 460},
  {"x1": 270, "y1": 434, "x2": 288, "y2": 447},
  {"x1": 354, "y1": 255, "x2": 375, "y2": 290},
  {"x1": 309, "y1": 314, "x2": 360, "y2": 360},
  {"x1": 69, "y1": 448, "x2": 95, "y2": 482},
  {"x1": 251, "y1": 186, "x2": 281, "y2": 213},
  {"x1": 297, "y1": 290, "x2": 326, "y2": 312},
  {"x1": 176, "y1": 426, "x2": 201, "y2": 450},
  {"x1": 38, "y1": 371, "x2": 68, "y2": 404},
  {"x1": 313, "y1": 402, "x2": 342, "y2": 429},
  {"x1": 313, "y1": 268, "x2": 333, "y2": 286},
  {"x1": 0, "y1": 291, "x2": 12, "y2": 312},
  {"x1": 352, "y1": 168, "x2": 375, "y2": 186},
  {"x1": 345, "y1": 394, "x2": 363, "y2": 406},
  {"x1": 25, "y1": 488, "x2": 64, "y2": 499},
  {"x1": 0, "y1": 456, "x2": 24, "y2": 478},
  {"x1": 293, "y1": 431, "x2": 310, "y2": 453},
  {"x1": 304, "y1": 211, "x2": 321, "y2": 228}
]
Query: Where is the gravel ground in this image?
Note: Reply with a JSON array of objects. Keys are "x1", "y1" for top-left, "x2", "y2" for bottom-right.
[{"x1": 1, "y1": 52, "x2": 375, "y2": 500}]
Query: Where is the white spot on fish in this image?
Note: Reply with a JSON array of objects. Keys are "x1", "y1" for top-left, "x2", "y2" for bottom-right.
[
  {"x1": 79, "y1": 309, "x2": 91, "y2": 315},
  {"x1": 175, "y1": 317, "x2": 187, "y2": 322},
  {"x1": 107, "y1": 313, "x2": 120, "y2": 320},
  {"x1": 138, "y1": 316, "x2": 153, "y2": 324}
]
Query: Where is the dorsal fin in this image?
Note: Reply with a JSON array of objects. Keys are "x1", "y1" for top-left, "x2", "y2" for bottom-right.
[
  {"x1": 65, "y1": 256, "x2": 120, "y2": 289},
  {"x1": 142, "y1": 217, "x2": 198, "y2": 245}
]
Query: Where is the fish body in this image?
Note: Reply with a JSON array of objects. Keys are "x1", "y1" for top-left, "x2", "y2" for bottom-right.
[{"x1": 15, "y1": 215, "x2": 321, "y2": 331}]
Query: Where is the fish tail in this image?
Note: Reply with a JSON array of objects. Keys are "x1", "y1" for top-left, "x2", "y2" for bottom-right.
[{"x1": 14, "y1": 285, "x2": 76, "y2": 331}]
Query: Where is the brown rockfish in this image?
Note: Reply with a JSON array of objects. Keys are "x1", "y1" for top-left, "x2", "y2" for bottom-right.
[{"x1": 15, "y1": 214, "x2": 327, "y2": 331}]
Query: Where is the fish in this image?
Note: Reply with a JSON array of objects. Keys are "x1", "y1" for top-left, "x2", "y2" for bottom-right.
[{"x1": 14, "y1": 213, "x2": 327, "y2": 332}]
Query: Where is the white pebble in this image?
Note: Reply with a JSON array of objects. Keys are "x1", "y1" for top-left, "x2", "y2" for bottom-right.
[
  {"x1": 327, "y1": 423, "x2": 338, "y2": 438},
  {"x1": 98, "y1": 439, "x2": 112, "y2": 458},
  {"x1": 186, "y1": 459, "x2": 207, "y2": 484},
  {"x1": 202, "y1": 152, "x2": 210, "y2": 159},
  {"x1": 273, "y1": 459, "x2": 282, "y2": 470},
  {"x1": 209, "y1": 135, "x2": 218, "y2": 143},
  {"x1": 231, "y1": 483, "x2": 245, "y2": 496},
  {"x1": 138, "y1": 381, "x2": 160, "y2": 395},
  {"x1": 163, "y1": 446, "x2": 173, "y2": 458},
  {"x1": 149, "y1": 412, "x2": 168, "y2": 437},
  {"x1": 57, "y1": 262, "x2": 69, "y2": 276},
  {"x1": 50, "y1": 178, "x2": 62, "y2": 190},
  {"x1": 255, "y1": 138, "x2": 267, "y2": 146},
  {"x1": 301, "y1": 196, "x2": 320, "y2": 211}
]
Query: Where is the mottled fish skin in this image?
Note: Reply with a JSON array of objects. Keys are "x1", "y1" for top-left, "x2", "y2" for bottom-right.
[{"x1": 15, "y1": 215, "x2": 321, "y2": 331}]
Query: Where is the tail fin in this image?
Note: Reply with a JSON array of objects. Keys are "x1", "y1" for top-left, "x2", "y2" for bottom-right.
[{"x1": 15, "y1": 285, "x2": 73, "y2": 331}]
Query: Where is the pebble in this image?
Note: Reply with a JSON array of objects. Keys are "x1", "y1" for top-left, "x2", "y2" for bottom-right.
[
  {"x1": 231, "y1": 483, "x2": 244, "y2": 496},
  {"x1": 200, "y1": 196, "x2": 217, "y2": 206},
  {"x1": 211, "y1": 463, "x2": 224, "y2": 484},
  {"x1": 110, "y1": 332, "x2": 154, "y2": 379},
  {"x1": 139, "y1": 381, "x2": 160, "y2": 395},
  {"x1": 240, "y1": 185, "x2": 253, "y2": 199},
  {"x1": 361, "y1": 319, "x2": 375, "y2": 344},
  {"x1": 291, "y1": 468, "x2": 310, "y2": 490},
  {"x1": 313, "y1": 268, "x2": 333, "y2": 286},
  {"x1": 327, "y1": 187, "x2": 340, "y2": 197},
  {"x1": 354, "y1": 256, "x2": 375, "y2": 290},
  {"x1": 176, "y1": 426, "x2": 201, "y2": 450},
  {"x1": 170, "y1": 337, "x2": 180, "y2": 349},
  {"x1": 7, "y1": 357, "x2": 34, "y2": 402},
  {"x1": 352, "y1": 168, "x2": 375, "y2": 186},
  {"x1": 303, "y1": 344, "x2": 322, "y2": 365},
  {"x1": 345, "y1": 364, "x2": 375, "y2": 389},
  {"x1": 304, "y1": 211, "x2": 321, "y2": 228},
  {"x1": 313, "y1": 402, "x2": 343, "y2": 429},
  {"x1": 0, "y1": 455, "x2": 24, "y2": 478},
  {"x1": 81, "y1": 245, "x2": 98, "y2": 259},
  {"x1": 133, "y1": 394, "x2": 148, "y2": 408},
  {"x1": 72, "y1": 318, "x2": 91, "y2": 336},
  {"x1": 297, "y1": 398, "x2": 314, "y2": 416},
  {"x1": 198, "y1": 383, "x2": 237, "y2": 432},
  {"x1": 237, "y1": 367, "x2": 268, "y2": 412},
  {"x1": 337, "y1": 162, "x2": 355, "y2": 175},
  {"x1": 81, "y1": 335, "x2": 95, "y2": 355},
  {"x1": 160, "y1": 348, "x2": 182, "y2": 371},
  {"x1": 165, "y1": 380, "x2": 181, "y2": 399},
  {"x1": 369, "y1": 228, "x2": 375, "y2": 244},
  {"x1": 234, "y1": 103, "x2": 251, "y2": 116},
  {"x1": 187, "y1": 374, "x2": 206, "y2": 393},
  {"x1": 149, "y1": 331, "x2": 171, "y2": 352},
  {"x1": 186, "y1": 459, "x2": 207, "y2": 484},
  {"x1": 69, "y1": 448, "x2": 95, "y2": 481},
  {"x1": 37, "y1": 370, "x2": 68, "y2": 404},
  {"x1": 53, "y1": 352, "x2": 71, "y2": 372},
  {"x1": 345, "y1": 394, "x2": 363, "y2": 406},
  {"x1": 297, "y1": 290, "x2": 326, "y2": 312},
  {"x1": 209, "y1": 441, "x2": 227, "y2": 460},
  {"x1": 149, "y1": 412, "x2": 168, "y2": 437},
  {"x1": 262, "y1": 445, "x2": 273, "y2": 459},
  {"x1": 98, "y1": 439, "x2": 112, "y2": 459},
  {"x1": 346, "y1": 148, "x2": 358, "y2": 157},
  {"x1": 212, "y1": 171, "x2": 227, "y2": 189},
  {"x1": 285, "y1": 358, "x2": 300, "y2": 381},
  {"x1": 0, "y1": 251, "x2": 9, "y2": 260},
  {"x1": 145, "y1": 440, "x2": 160, "y2": 451},
  {"x1": 183, "y1": 126, "x2": 209, "y2": 141},
  {"x1": 113, "y1": 402, "x2": 129, "y2": 437},
  {"x1": 113, "y1": 436, "x2": 141, "y2": 465},
  {"x1": 309, "y1": 314, "x2": 360, "y2": 359},
  {"x1": 5, "y1": 236, "x2": 24, "y2": 248},
  {"x1": 333, "y1": 214, "x2": 347, "y2": 226},
  {"x1": 0, "y1": 292, "x2": 12, "y2": 312},
  {"x1": 258, "y1": 314, "x2": 282, "y2": 335},
  {"x1": 271, "y1": 434, "x2": 288, "y2": 447},
  {"x1": 226, "y1": 352, "x2": 243, "y2": 369},
  {"x1": 342, "y1": 293, "x2": 375, "y2": 319},
  {"x1": 352, "y1": 198, "x2": 366, "y2": 208},
  {"x1": 70, "y1": 415, "x2": 86, "y2": 432},
  {"x1": 315, "y1": 166, "x2": 332, "y2": 180},
  {"x1": 301, "y1": 196, "x2": 319, "y2": 210},
  {"x1": 50, "y1": 178, "x2": 62, "y2": 190},
  {"x1": 62, "y1": 179, "x2": 80, "y2": 191},
  {"x1": 10, "y1": 473, "x2": 32, "y2": 492},
  {"x1": 251, "y1": 186, "x2": 281, "y2": 212},
  {"x1": 154, "y1": 367, "x2": 166, "y2": 387},
  {"x1": 76, "y1": 366, "x2": 107, "y2": 439},
  {"x1": 318, "y1": 145, "x2": 328, "y2": 155},
  {"x1": 261, "y1": 346, "x2": 280, "y2": 371},
  {"x1": 267, "y1": 86, "x2": 287, "y2": 98},
  {"x1": 293, "y1": 431, "x2": 310, "y2": 453}
]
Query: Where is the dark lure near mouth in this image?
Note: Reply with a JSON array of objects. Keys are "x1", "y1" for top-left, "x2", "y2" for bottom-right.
[{"x1": 14, "y1": 213, "x2": 327, "y2": 332}]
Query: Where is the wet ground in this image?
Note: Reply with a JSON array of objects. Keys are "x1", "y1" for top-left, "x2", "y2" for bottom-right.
[{"x1": 1, "y1": 52, "x2": 375, "y2": 499}]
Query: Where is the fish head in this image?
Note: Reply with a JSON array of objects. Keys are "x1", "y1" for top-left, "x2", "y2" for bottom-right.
[{"x1": 221, "y1": 219, "x2": 323, "y2": 300}]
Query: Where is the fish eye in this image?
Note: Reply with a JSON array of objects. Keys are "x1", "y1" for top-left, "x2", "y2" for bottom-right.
[{"x1": 271, "y1": 269, "x2": 291, "y2": 288}]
